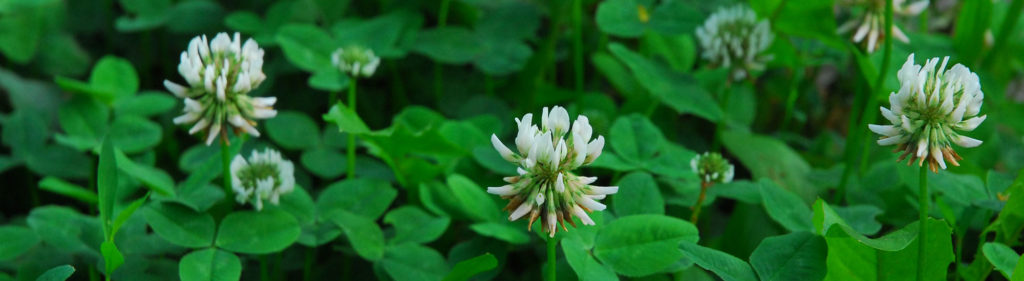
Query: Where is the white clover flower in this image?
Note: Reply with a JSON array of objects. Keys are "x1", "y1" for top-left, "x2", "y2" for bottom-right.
[
  {"x1": 489, "y1": 106, "x2": 614, "y2": 237},
  {"x1": 230, "y1": 148, "x2": 295, "y2": 211},
  {"x1": 869, "y1": 53, "x2": 986, "y2": 172},
  {"x1": 838, "y1": 0, "x2": 929, "y2": 53},
  {"x1": 695, "y1": 5, "x2": 774, "y2": 81},
  {"x1": 331, "y1": 45, "x2": 380, "y2": 78},
  {"x1": 690, "y1": 152, "x2": 734, "y2": 184},
  {"x1": 164, "y1": 32, "x2": 276, "y2": 145}
]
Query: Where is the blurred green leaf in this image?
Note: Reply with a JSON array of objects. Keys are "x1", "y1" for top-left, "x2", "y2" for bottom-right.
[
  {"x1": 101, "y1": 241, "x2": 124, "y2": 276},
  {"x1": 178, "y1": 248, "x2": 242, "y2": 281},
  {"x1": 610, "y1": 114, "x2": 664, "y2": 165},
  {"x1": 324, "y1": 103, "x2": 371, "y2": 135},
  {"x1": 679, "y1": 241, "x2": 758, "y2": 281},
  {"x1": 759, "y1": 179, "x2": 812, "y2": 232},
  {"x1": 142, "y1": 201, "x2": 215, "y2": 248},
  {"x1": 384, "y1": 206, "x2": 450, "y2": 245},
  {"x1": 115, "y1": 149, "x2": 175, "y2": 196},
  {"x1": 749, "y1": 232, "x2": 826, "y2": 281},
  {"x1": 109, "y1": 115, "x2": 162, "y2": 154},
  {"x1": 38, "y1": 177, "x2": 98, "y2": 205},
  {"x1": 722, "y1": 130, "x2": 814, "y2": 200},
  {"x1": 316, "y1": 178, "x2": 396, "y2": 220},
  {"x1": 300, "y1": 148, "x2": 347, "y2": 179},
  {"x1": 380, "y1": 243, "x2": 449, "y2": 281},
  {"x1": 35, "y1": 265, "x2": 74, "y2": 281},
  {"x1": 562, "y1": 236, "x2": 618, "y2": 281},
  {"x1": 326, "y1": 210, "x2": 384, "y2": 261},
  {"x1": 447, "y1": 174, "x2": 503, "y2": 222},
  {"x1": 412, "y1": 27, "x2": 480, "y2": 64},
  {"x1": 98, "y1": 137, "x2": 117, "y2": 237},
  {"x1": 0, "y1": 226, "x2": 39, "y2": 261},
  {"x1": 277, "y1": 24, "x2": 337, "y2": 72},
  {"x1": 609, "y1": 43, "x2": 722, "y2": 121},
  {"x1": 266, "y1": 111, "x2": 320, "y2": 150},
  {"x1": 442, "y1": 253, "x2": 498, "y2": 281},
  {"x1": 215, "y1": 209, "x2": 300, "y2": 254},
  {"x1": 113, "y1": 92, "x2": 176, "y2": 117},
  {"x1": 594, "y1": 214, "x2": 699, "y2": 277},
  {"x1": 612, "y1": 172, "x2": 664, "y2": 216},
  {"x1": 469, "y1": 222, "x2": 529, "y2": 245},
  {"x1": 983, "y1": 242, "x2": 1020, "y2": 279}
]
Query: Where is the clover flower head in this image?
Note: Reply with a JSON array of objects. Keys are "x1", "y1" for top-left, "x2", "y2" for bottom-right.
[
  {"x1": 488, "y1": 106, "x2": 615, "y2": 237},
  {"x1": 230, "y1": 148, "x2": 295, "y2": 211},
  {"x1": 690, "y1": 152, "x2": 735, "y2": 184},
  {"x1": 695, "y1": 5, "x2": 774, "y2": 81},
  {"x1": 164, "y1": 32, "x2": 276, "y2": 145},
  {"x1": 331, "y1": 45, "x2": 380, "y2": 78},
  {"x1": 838, "y1": 0, "x2": 929, "y2": 53},
  {"x1": 869, "y1": 53, "x2": 986, "y2": 172}
]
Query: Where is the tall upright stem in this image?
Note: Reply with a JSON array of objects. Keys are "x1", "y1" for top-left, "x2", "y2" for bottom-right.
[
  {"x1": 547, "y1": 236, "x2": 557, "y2": 281},
  {"x1": 572, "y1": 0, "x2": 583, "y2": 93},
  {"x1": 434, "y1": 0, "x2": 452, "y2": 103},
  {"x1": 917, "y1": 165, "x2": 928, "y2": 281},
  {"x1": 347, "y1": 79, "x2": 358, "y2": 179},
  {"x1": 691, "y1": 181, "x2": 710, "y2": 224},
  {"x1": 221, "y1": 137, "x2": 234, "y2": 207}
]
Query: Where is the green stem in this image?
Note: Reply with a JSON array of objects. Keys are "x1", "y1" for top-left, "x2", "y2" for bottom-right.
[
  {"x1": 221, "y1": 137, "x2": 234, "y2": 207},
  {"x1": 260, "y1": 255, "x2": 269, "y2": 281},
  {"x1": 780, "y1": 68, "x2": 802, "y2": 131},
  {"x1": 691, "y1": 181, "x2": 710, "y2": 224},
  {"x1": 857, "y1": 0, "x2": 894, "y2": 175},
  {"x1": 434, "y1": 0, "x2": 452, "y2": 104},
  {"x1": 347, "y1": 79, "x2": 358, "y2": 179},
  {"x1": 572, "y1": 0, "x2": 583, "y2": 93},
  {"x1": 917, "y1": 165, "x2": 928, "y2": 281},
  {"x1": 710, "y1": 81, "x2": 733, "y2": 152},
  {"x1": 303, "y1": 247, "x2": 316, "y2": 281},
  {"x1": 547, "y1": 236, "x2": 557, "y2": 281}
]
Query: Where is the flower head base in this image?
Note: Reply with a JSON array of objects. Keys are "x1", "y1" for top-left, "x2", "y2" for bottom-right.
[
  {"x1": 230, "y1": 148, "x2": 295, "y2": 210},
  {"x1": 489, "y1": 106, "x2": 615, "y2": 237},
  {"x1": 695, "y1": 5, "x2": 774, "y2": 81},
  {"x1": 331, "y1": 45, "x2": 380, "y2": 78},
  {"x1": 164, "y1": 32, "x2": 276, "y2": 145},
  {"x1": 690, "y1": 152, "x2": 735, "y2": 184},
  {"x1": 838, "y1": 0, "x2": 929, "y2": 53},
  {"x1": 869, "y1": 54, "x2": 986, "y2": 173}
]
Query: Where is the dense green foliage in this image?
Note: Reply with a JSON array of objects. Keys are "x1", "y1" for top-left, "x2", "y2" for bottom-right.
[{"x1": 0, "y1": 0, "x2": 1023, "y2": 280}]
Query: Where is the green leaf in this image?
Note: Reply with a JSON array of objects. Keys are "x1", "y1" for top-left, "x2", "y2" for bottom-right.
[
  {"x1": 593, "y1": 214, "x2": 699, "y2": 277},
  {"x1": 758, "y1": 179, "x2": 812, "y2": 232},
  {"x1": 609, "y1": 114, "x2": 665, "y2": 165},
  {"x1": 412, "y1": 27, "x2": 481, "y2": 64},
  {"x1": 316, "y1": 178, "x2": 396, "y2": 220},
  {"x1": 983, "y1": 242, "x2": 1020, "y2": 279},
  {"x1": 178, "y1": 248, "x2": 242, "y2": 281},
  {"x1": 609, "y1": 43, "x2": 722, "y2": 121},
  {"x1": 98, "y1": 137, "x2": 117, "y2": 237},
  {"x1": 384, "y1": 206, "x2": 450, "y2": 245},
  {"x1": 595, "y1": 0, "x2": 646, "y2": 37},
  {"x1": 300, "y1": 148, "x2": 347, "y2": 179},
  {"x1": 473, "y1": 37, "x2": 532, "y2": 76},
  {"x1": 721, "y1": 131, "x2": 814, "y2": 201},
  {"x1": 109, "y1": 115, "x2": 162, "y2": 154},
  {"x1": 265, "y1": 111, "x2": 320, "y2": 150},
  {"x1": 323, "y1": 103, "x2": 370, "y2": 135},
  {"x1": 749, "y1": 232, "x2": 827, "y2": 281},
  {"x1": 89, "y1": 56, "x2": 139, "y2": 103},
  {"x1": 380, "y1": 243, "x2": 449, "y2": 281},
  {"x1": 562, "y1": 237, "x2": 618, "y2": 281},
  {"x1": 0, "y1": 226, "x2": 40, "y2": 260},
  {"x1": 115, "y1": 149, "x2": 175, "y2": 196},
  {"x1": 38, "y1": 177, "x2": 98, "y2": 204},
  {"x1": 101, "y1": 241, "x2": 124, "y2": 276},
  {"x1": 113, "y1": 92, "x2": 176, "y2": 117},
  {"x1": 35, "y1": 265, "x2": 75, "y2": 281},
  {"x1": 142, "y1": 201, "x2": 215, "y2": 248},
  {"x1": 57, "y1": 96, "x2": 108, "y2": 150},
  {"x1": 612, "y1": 172, "x2": 664, "y2": 216},
  {"x1": 308, "y1": 68, "x2": 350, "y2": 92},
  {"x1": 26, "y1": 206, "x2": 94, "y2": 254},
  {"x1": 679, "y1": 241, "x2": 758, "y2": 281},
  {"x1": 111, "y1": 193, "x2": 148, "y2": 237},
  {"x1": 215, "y1": 209, "x2": 301, "y2": 254},
  {"x1": 442, "y1": 253, "x2": 498, "y2": 281},
  {"x1": 1014, "y1": 256, "x2": 1024, "y2": 281},
  {"x1": 469, "y1": 222, "x2": 530, "y2": 245},
  {"x1": 326, "y1": 210, "x2": 385, "y2": 261},
  {"x1": 832, "y1": 205, "x2": 883, "y2": 236},
  {"x1": 447, "y1": 174, "x2": 502, "y2": 222},
  {"x1": 276, "y1": 24, "x2": 336, "y2": 72},
  {"x1": 330, "y1": 11, "x2": 423, "y2": 58},
  {"x1": 750, "y1": 0, "x2": 843, "y2": 48}
]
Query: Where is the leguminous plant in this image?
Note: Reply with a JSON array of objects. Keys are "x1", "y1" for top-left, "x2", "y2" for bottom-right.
[{"x1": 0, "y1": 0, "x2": 1022, "y2": 280}]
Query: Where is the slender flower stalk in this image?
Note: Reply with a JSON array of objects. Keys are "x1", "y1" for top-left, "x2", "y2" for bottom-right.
[
  {"x1": 330, "y1": 45, "x2": 379, "y2": 179},
  {"x1": 488, "y1": 106, "x2": 615, "y2": 237},
  {"x1": 230, "y1": 148, "x2": 296, "y2": 210},
  {"x1": 696, "y1": 5, "x2": 774, "y2": 81},
  {"x1": 689, "y1": 152, "x2": 735, "y2": 224}
]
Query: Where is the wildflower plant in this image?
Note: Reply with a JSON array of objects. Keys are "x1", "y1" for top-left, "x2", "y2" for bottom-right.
[
  {"x1": 488, "y1": 106, "x2": 615, "y2": 237},
  {"x1": 331, "y1": 45, "x2": 381, "y2": 78},
  {"x1": 689, "y1": 152, "x2": 734, "y2": 223},
  {"x1": 230, "y1": 148, "x2": 296, "y2": 210},
  {"x1": 695, "y1": 5, "x2": 774, "y2": 81},
  {"x1": 838, "y1": 0, "x2": 929, "y2": 53},
  {"x1": 868, "y1": 53, "x2": 986, "y2": 172},
  {"x1": 164, "y1": 32, "x2": 276, "y2": 145}
]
